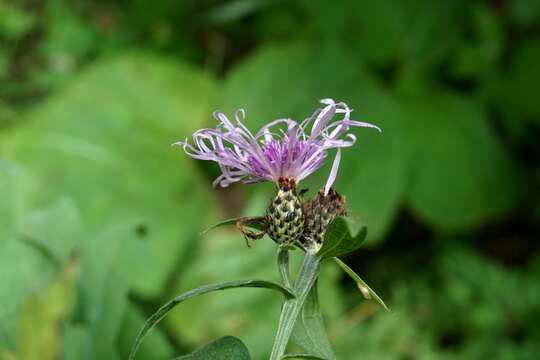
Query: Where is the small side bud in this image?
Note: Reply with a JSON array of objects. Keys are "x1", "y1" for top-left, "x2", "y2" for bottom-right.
[{"x1": 301, "y1": 188, "x2": 347, "y2": 252}]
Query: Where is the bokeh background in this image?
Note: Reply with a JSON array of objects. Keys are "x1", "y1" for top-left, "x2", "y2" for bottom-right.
[{"x1": 1, "y1": 0, "x2": 539, "y2": 359}]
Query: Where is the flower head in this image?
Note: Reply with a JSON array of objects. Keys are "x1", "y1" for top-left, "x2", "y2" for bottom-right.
[
  {"x1": 301, "y1": 187, "x2": 347, "y2": 252},
  {"x1": 174, "y1": 98, "x2": 380, "y2": 194}
]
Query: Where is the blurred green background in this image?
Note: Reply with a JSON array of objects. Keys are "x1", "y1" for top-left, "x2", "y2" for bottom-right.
[{"x1": 1, "y1": 0, "x2": 539, "y2": 359}]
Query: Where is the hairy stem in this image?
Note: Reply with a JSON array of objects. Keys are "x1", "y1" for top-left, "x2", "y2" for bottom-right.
[{"x1": 270, "y1": 251, "x2": 321, "y2": 360}]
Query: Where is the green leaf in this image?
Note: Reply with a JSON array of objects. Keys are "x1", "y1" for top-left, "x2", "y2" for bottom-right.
[
  {"x1": 509, "y1": 0, "x2": 540, "y2": 28},
  {"x1": 18, "y1": 198, "x2": 82, "y2": 266},
  {"x1": 0, "y1": 161, "x2": 58, "y2": 329},
  {"x1": 270, "y1": 252, "x2": 322, "y2": 360},
  {"x1": 333, "y1": 257, "x2": 388, "y2": 311},
  {"x1": 117, "y1": 304, "x2": 174, "y2": 360},
  {"x1": 129, "y1": 279, "x2": 294, "y2": 360},
  {"x1": 202, "y1": 216, "x2": 266, "y2": 235},
  {"x1": 493, "y1": 38, "x2": 540, "y2": 133},
  {"x1": 167, "y1": 195, "x2": 346, "y2": 360},
  {"x1": 345, "y1": 0, "x2": 467, "y2": 67},
  {"x1": 400, "y1": 92, "x2": 523, "y2": 230},
  {"x1": 0, "y1": 2, "x2": 35, "y2": 39},
  {"x1": 334, "y1": 82, "x2": 408, "y2": 244},
  {"x1": 174, "y1": 336, "x2": 250, "y2": 360},
  {"x1": 316, "y1": 217, "x2": 366, "y2": 259},
  {"x1": 1, "y1": 52, "x2": 217, "y2": 297},
  {"x1": 291, "y1": 281, "x2": 335, "y2": 360},
  {"x1": 79, "y1": 220, "x2": 144, "y2": 360},
  {"x1": 282, "y1": 355, "x2": 327, "y2": 360},
  {"x1": 60, "y1": 324, "x2": 91, "y2": 360},
  {"x1": 15, "y1": 258, "x2": 78, "y2": 360}
]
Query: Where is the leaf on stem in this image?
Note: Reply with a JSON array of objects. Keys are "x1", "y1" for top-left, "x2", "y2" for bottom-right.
[
  {"x1": 316, "y1": 217, "x2": 367, "y2": 259},
  {"x1": 129, "y1": 279, "x2": 295, "y2": 360},
  {"x1": 333, "y1": 257, "x2": 389, "y2": 311},
  {"x1": 201, "y1": 217, "x2": 267, "y2": 235},
  {"x1": 173, "y1": 336, "x2": 250, "y2": 360},
  {"x1": 291, "y1": 281, "x2": 336, "y2": 360}
]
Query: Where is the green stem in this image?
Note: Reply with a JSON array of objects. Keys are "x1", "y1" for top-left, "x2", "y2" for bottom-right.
[
  {"x1": 277, "y1": 247, "x2": 291, "y2": 288},
  {"x1": 270, "y1": 251, "x2": 321, "y2": 360}
]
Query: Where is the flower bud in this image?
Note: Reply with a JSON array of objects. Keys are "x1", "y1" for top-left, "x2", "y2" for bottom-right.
[{"x1": 301, "y1": 188, "x2": 347, "y2": 251}]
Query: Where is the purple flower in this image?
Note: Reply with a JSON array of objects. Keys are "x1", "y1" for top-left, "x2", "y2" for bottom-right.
[{"x1": 174, "y1": 98, "x2": 381, "y2": 194}]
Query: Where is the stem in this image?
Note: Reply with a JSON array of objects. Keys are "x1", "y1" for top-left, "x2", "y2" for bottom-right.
[
  {"x1": 270, "y1": 251, "x2": 321, "y2": 360},
  {"x1": 277, "y1": 247, "x2": 291, "y2": 288}
]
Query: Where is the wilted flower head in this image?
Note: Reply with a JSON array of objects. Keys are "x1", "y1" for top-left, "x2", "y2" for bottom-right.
[
  {"x1": 174, "y1": 98, "x2": 380, "y2": 194},
  {"x1": 301, "y1": 187, "x2": 347, "y2": 252}
]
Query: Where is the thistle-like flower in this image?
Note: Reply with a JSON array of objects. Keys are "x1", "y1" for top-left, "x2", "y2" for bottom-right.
[{"x1": 175, "y1": 98, "x2": 380, "y2": 245}]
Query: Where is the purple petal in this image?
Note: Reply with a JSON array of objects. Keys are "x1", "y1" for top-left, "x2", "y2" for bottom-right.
[
  {"x1": 174, "y1": 98, "x2": 381, "y2": 189},
  {"x1": 324, "y1": 148, "x2": 341, "y2": 195}
]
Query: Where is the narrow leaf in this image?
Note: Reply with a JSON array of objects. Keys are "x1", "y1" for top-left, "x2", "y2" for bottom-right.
[
  {"x1": 317, "y1": 217, "x2": 367, "y2": 259},
  {"x1": 129, "y1": 279, "x2": 294, "y2": 360},
  {"x1": 202, "y1": 217, "x2": 266, "y2": 235},
  {"x1": 283, "y1": 355, "x2": 327, "y2": 360},
  {"x1": 333, "y1": 257, "x2": 389, "y2": 311},
  {"x1": 291, "y1": 281, "x2": 335, "y2": 360},
  {"x1": 174, "y1": 336, "x2": 250, "y2": 360}
]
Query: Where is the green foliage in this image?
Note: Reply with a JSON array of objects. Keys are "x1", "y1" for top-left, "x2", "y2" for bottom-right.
[
  {"x1": 333, "y1": 258, "x2": 388, "y2": 311},
  {"x1": 317, "y1": 217, "x2": 366, "y2": 259},
  {"x1": 0, "y1": 0, "x2": 538, "y2": 359},
  {"x1": 0, "y1": 2, "x2": 35, "y2": 39},
  {"x1": 130, "y1": 279, "x2": 293, "y2": 360},
  {"x1": 6, "y1": 259, "x2": 77, "y2": 360},
  {"x1": 400, "y1": 91, "x2": 523, "y2": 229},
  {"x1": 1, "y1": 51, "x2": 217, "y2": 359},
  {"x1": 203, "y1": 216, "x2": 266, "y2": 234},
  {"x1": 175, "y1": 336, "x2": 251, "y2": 360},
  {"x1": 291, "y1": 282, "x2": 335, "y2": 360}
]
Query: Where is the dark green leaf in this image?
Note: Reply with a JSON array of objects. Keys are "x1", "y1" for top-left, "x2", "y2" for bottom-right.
[
  {"x1": 206, "y1": 0, "x2": 273, "y2": 25},
  {"x1": 493, "y1": 38, "x2": 540, "y2": 133},
  {"x1": 333, "y1": 257, "x2": 388, "y2": 311},
  {"x1": 174, "y1": 336, "x2": 250, "y2": 360},
  {"x1": 316, "y1": 217, "x2": 366, "y2": 259},
  {"x1": 291, "y1": 282, "x2": 335, "y2": 360},
  {"x1": 509, "y1": 0, "x2": 540, "y2": 28},
  {"x1": 129, "y1": 279, "x2": 294, "y2": 360},
  {"x1": 334, "y1": 82, "x2": 408, "y2": 244},
  {"x1": 345, "y1": 0, "x2": 467, "y2": 67},
  {"x1": 401, "y1": 92, "x2": 523, "y2": 230}
]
